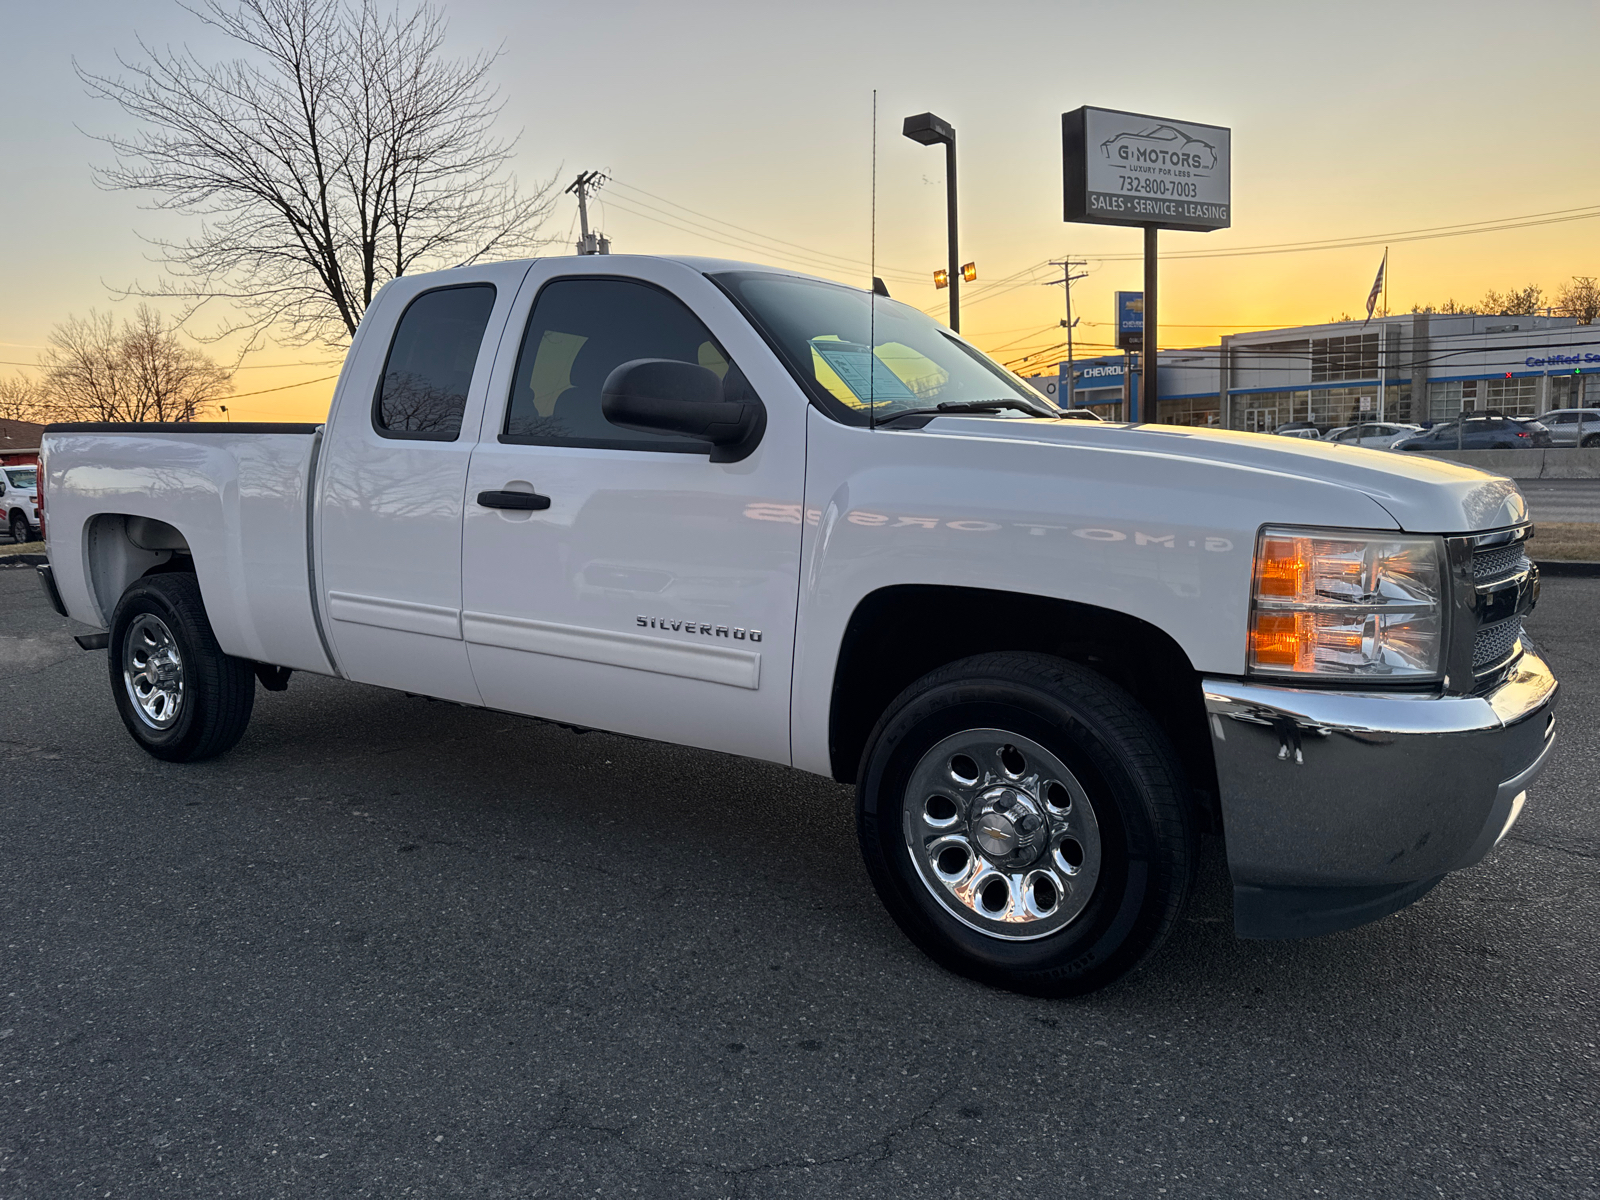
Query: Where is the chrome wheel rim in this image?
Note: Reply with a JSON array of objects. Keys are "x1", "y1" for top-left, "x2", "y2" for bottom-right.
[
  {"x1": 122, "y1": 613, "x2": 185, "y2": 730},
  {"x1": 903, "y1": 728, "x2": 1102, "y2": 941}
]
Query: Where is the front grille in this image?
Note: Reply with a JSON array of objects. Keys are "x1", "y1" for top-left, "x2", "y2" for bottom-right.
[
  {"x1": 1474, "y1": 617, "x2": 1523, "y2": 671},
  {"x1": 1467, "y1": 529, "x2": 1532, "y2": 681},
  {"x1": 1473, "y1": 542, "x2": 1529, "y2": 586}
]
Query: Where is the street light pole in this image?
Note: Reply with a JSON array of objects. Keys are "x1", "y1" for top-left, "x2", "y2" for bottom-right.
[
  {"x1": 1142, "y1": 225, "x2": 1158, "y2": 422},
  {"x1": 903, "y1": 112, "x2": 960, "y2": 333}
]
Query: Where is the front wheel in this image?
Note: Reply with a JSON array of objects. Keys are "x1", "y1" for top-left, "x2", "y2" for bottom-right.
[
  {"x1": 9, "y1": 512, "x2": 32, "y2": 543},
  {"x1": 109, "y1": 572, "x2": 255, "y2": 762},
  {"x1": 856, "y1": 653, "x2": 1197, "y2": 997}
]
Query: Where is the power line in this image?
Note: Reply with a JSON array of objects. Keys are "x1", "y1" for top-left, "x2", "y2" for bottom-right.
[
  {"x1": 610, "y1": 179, "x2": 923, "y2": 279},
  {"x1": 1085, "y1": 203, "x2": 1600, "y2": 264},
  {"x1": 600, "y1": 193, "x2": 927, "y2": 285},
  {"x1": 222, "y1": 373, "x2": 338, "y2": 399}
]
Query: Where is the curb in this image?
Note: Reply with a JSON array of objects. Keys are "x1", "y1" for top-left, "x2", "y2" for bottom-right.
[
  {"x1": 0, "y1": 553, "x2": 47, "y2": 568},
  {"x1": 1535, "y1": 560, "x2": 1600, "y2": 577}
]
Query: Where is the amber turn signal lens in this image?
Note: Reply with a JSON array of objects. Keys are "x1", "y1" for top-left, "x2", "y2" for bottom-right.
[
  {"x1": 1255, "y1": 534, "x2": 1310, "y2": 600},
  {"x1": 1249, "y1": 610, "x2": 1311, "y2": 669}
]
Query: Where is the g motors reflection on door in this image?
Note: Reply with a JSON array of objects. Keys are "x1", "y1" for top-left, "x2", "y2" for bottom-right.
[{"x1": 460, "y1": 268, "x2": 804, "y2": 763}]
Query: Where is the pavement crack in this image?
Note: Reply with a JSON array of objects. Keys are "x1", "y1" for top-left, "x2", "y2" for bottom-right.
[
  {"x1": 718, "y1": 1085, "x2": 953, "y2": 1194},
  {"x1": 1504, "y1": 832, "x2": 1599, "y2": 860}
]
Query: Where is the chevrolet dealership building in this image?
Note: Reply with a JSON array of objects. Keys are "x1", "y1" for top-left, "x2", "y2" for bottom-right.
[{"x1": 1048, "y1": 312, "x2": 1597, "y2": 429}]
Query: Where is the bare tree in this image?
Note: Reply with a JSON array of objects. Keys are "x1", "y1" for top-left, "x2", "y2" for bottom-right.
[
  {"x1": 0, "y1": 376, "x2": 46, "y2": 425},
  {"x1": 1410, "y1": 299, "x2": 1478, "y2": 315},
  {"x1": 1481, "y1": 285, "x2": 1545, "y2": 316},
  {"x1": 1555, "y1": 276, "x2": 1600, "y2": 325},
  {"x1": 39, "y1": 306, "x2": 233, "y2": 422},
  {"x1": 79, "y1": 0, "x2": 557, "y2": 349}
]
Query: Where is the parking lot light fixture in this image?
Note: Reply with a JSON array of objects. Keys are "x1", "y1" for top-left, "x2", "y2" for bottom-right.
[{"x1": 902, "y1": 111, "x2": 960, "y2": 332}]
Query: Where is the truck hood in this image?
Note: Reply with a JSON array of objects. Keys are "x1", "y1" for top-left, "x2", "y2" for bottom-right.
[{"x1": 921, "y1": 416, "x2": 1526, "y2": 534}]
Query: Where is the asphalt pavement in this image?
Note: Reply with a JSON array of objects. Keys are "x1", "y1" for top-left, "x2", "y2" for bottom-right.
[
  {"x1": 0, "y1": 566, "x2": 1595, "y2": 1198},
  {"x1": 1520, "y1": 479, "x2": 1600, "y2": 524}
]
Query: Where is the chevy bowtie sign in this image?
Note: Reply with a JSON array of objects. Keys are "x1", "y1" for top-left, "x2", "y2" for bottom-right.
[{"x1": 1063, "y1": 107, "x2": 1231, "y2": 232}]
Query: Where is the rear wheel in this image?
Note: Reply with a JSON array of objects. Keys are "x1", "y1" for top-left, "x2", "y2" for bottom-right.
[
  {"x1": 1582, "y1": 434, "x2": 1600, "y2": 449},
  {"x1": 109, "y1": 573, "x2": 255, "y2": 762},
  {"x1": 856, "y1": 653, "x2": 1197, "y2": 997}
]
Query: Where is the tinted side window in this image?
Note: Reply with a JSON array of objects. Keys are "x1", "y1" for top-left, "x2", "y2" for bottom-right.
[
  {"x1": 502, "y1": 278, "x2": 731, "y2": 450},
  {"x1": 1550, "y1": 412, "x2": 1578, "y2": 424},
  {"x1": 374, "y1": 284, "x2": 498, "y2": 439}
]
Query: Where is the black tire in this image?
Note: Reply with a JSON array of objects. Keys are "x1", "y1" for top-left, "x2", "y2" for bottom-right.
[
  {"x1": 9, "y1": 512, "x2": 31, "y2": 543},
  {"x1": 856, "y1": 653, "x2": 1196, "y2": 997},
  {"x1": 108, "y1": 572, "x2": 255, "y2": 762},
  {"x1": 1582, "y1": 435, "x2": 1600, "y2": 449}
]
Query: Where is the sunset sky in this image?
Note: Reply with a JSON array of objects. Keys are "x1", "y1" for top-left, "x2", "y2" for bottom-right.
[{"x1": 3, "y1": 0, "x2": 1598, "y2": 421}]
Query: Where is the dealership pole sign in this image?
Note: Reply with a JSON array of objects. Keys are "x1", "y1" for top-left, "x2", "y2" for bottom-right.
[
  {"x1": 1063, "y1": 106, "x2": 1231, "y2": 423},
  {"x1": 1062, "y1": 107, "x2": 1231, "y2": 232}
]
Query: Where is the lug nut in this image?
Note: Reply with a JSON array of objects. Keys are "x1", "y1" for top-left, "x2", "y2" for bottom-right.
[
  {"x1": 994, "y1": 795, "x2": 1014, "y2": 811},
  {"x1": 1020, "y1": 814, "x2": 1042, "y2": 833}
]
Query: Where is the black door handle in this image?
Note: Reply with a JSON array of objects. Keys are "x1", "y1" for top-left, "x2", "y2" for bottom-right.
[{"x1": 477, "y1": 489, "x2": 551, "y2": 511}]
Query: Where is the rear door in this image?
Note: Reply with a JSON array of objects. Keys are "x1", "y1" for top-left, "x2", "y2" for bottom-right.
[
  {"x1": 458, "y1": 258, "x2": 806, "y2": 764},
  {"x1": 1546, "y1": 411, "x2": 1578, "y2": 446},
  {"x1": 317, "y1": 262, "x2": 531, "y2": 701}
]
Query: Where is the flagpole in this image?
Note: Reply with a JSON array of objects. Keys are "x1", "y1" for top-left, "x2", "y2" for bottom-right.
[{"x1": 1379, "y1": 247, "x2": 1388, "y2": 421}]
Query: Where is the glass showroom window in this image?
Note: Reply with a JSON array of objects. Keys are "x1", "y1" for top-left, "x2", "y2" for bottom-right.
[
  {"x1": 1429, "y1": 379, "x2": 1478, "y2": 420},
  {"x1": 1231, "y1": 392, "x2": 1290, "y2": 431},
  {"x1": 1311, "y1": 334, "x2": 1379, "y2": 383},
  {"x1": 1483, "y1": 376, "x2": 1538, "y2": 417},
  {"x1": 1156, "y1": 397, "x2": 1220, "y2": 427}
]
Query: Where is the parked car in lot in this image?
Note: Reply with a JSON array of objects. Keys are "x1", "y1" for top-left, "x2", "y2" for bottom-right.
[
  {"x1": 1538, "y1": 407, "x2": 1600, "y2": 448},
  {"x1": 1274, "y1": 421, "x2": 1323, "y2": 439},
  {"x1": 1, "y1": 465, "x2": 40, "y2": 542},
  {"x1": 35, "y1": 254, "x2": 1557, "y2": 997},
  {"x1": 1323, "y1": 422, "x2": 1423, "y2": 450},
  {"x1": 1395, "y1": 414, "x2": 1553, "y2": 451}
]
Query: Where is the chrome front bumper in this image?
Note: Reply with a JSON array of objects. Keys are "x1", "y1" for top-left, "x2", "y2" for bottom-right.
[{"x1": 1204, "y1": 646, "x2": 1559, "y2": 939}]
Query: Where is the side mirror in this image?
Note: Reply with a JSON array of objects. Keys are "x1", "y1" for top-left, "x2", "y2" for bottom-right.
[{"x1": 601, "y1": 358, "x2": 767, "y2": 463}]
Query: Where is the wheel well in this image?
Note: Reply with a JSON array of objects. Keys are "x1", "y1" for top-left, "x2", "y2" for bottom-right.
[
  {"x1": 84, "y1": 514, "x2": 194, "y2": 625},
  {"x1": 827, "y1": 585, "x2": 1219, "y2": 828}
]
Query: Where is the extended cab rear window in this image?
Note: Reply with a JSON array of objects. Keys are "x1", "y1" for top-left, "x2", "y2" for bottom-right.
[{"x1": 373, "y1": 284, "x2": 497, "y2": 440}]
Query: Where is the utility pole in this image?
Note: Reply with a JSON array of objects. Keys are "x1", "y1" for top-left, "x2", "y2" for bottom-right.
[
  {"x1": 1047, "y1": 258, "x2": 1088, "y2": 409},
  {"x1": 566, "y1": 171, "x2": 611, "y2": 255}
]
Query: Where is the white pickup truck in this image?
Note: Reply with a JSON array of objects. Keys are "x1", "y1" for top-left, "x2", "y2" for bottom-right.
[{"x1": 36, "y1": 255, "x2": 1556, "y2": 996}]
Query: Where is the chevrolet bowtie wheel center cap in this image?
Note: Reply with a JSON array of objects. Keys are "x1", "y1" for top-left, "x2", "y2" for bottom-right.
[{"x1": 973, "y1": 788, "x2": 1046, "y2": 866}]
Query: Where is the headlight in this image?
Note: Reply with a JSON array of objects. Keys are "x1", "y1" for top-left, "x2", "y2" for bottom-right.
[{"x1": 1249, "y1": 527, "x2": 1443, "y2": 679}]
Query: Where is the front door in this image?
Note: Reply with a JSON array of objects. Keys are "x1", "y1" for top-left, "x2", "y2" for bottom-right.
[{"x1": 459, "y1": 260, "x2": 805, "y2": 764}]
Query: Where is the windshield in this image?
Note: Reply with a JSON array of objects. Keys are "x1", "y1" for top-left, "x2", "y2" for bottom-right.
[
  {"x1": 5, "y1": 469, "x2": 35, "y2": 489},
  {"x1": 710, "y1": 271, "x2": 1051, "y2": 425}
]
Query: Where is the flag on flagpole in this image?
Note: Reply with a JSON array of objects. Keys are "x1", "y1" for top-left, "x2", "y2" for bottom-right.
[{"x1": 1364, "y1": 252, "x2": 1387, "y2": 325}]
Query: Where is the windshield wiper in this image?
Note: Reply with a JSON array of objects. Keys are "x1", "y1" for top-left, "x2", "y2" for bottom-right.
[{"x1": 875, "y1": 398, "x2": 1057, "y2": 427}]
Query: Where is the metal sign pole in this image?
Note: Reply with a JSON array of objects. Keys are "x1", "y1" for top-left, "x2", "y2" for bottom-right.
[{"x1": 1141, "y1": 225, "x2": 1157, "y2": 423}]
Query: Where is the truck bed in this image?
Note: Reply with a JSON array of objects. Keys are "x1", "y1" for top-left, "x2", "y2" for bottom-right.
[{"x1": 41, "y1": 422, "x2": 335, "y2": 675}]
